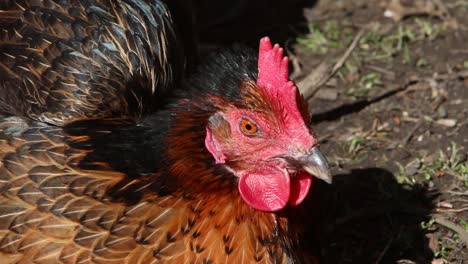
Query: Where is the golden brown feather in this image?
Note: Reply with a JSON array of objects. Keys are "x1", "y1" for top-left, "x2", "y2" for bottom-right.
[{"x1": 0, "y1": 116, "x2": 299, "y2": 263}]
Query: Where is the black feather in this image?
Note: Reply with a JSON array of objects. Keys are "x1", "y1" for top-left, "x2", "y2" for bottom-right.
[{"x1": 63, "y1": 45, "x2": 258, "y2": 204}]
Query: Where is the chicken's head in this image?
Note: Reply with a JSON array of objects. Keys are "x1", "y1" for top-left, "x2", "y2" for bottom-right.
[{"x1": 204, "y1": 37, "x2": 331, "y2": 212}]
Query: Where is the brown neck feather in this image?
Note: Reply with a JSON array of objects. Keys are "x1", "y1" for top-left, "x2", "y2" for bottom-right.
[{"x1": 158, "y1": 99, "x2": 302, "y2": 262}]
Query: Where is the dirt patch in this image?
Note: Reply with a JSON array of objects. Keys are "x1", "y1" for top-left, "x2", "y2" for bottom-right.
[{"x1": 293, "y1": 0, "x2": 468, "y2": 263}]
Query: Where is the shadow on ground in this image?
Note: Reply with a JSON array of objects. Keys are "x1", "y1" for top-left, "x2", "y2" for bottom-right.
[
  {"x1": 311, "y1": 84, "x2": 411, "y2": 124},
  {"x1": 300, "y1": 168, "x2": 436, "y2": 264},
  {"x1": 194, "y1": 0, "x2": 318, "y2": 49}
]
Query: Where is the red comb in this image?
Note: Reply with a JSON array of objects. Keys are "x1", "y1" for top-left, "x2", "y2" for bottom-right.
[
  {"x1": 257, "y1": 37, "x2": 301, "y2": 119},
  {"x1": 257, "y1": 37, "x2": 295, "y2": 92}
]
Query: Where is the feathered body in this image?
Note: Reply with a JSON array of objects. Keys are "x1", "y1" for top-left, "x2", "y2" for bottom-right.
[
  {"x1": 0, "y1": 0, "x2": 187, "y2": 126},
  {"x1": 0, "y1": 1, "x2": 331, "y2": 262},
  {"x1": 0, "y1": 46, "x2": 311, "y2": 263}
]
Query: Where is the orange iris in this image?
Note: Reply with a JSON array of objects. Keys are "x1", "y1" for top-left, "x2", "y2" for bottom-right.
[{"x1": 240, "y1": 119, "x2": 258, "y2": 135}]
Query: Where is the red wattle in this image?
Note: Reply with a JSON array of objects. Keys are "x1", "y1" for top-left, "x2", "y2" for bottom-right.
[
  {"x1": 238, "y1": 169, "x2": 313, "y2": 211},
  {"x1": 238, "y1": 168, "x2": 290, "y2": 212},
  {"x1": 288, "y1": 171, "x2": 313, "y2": 206}
]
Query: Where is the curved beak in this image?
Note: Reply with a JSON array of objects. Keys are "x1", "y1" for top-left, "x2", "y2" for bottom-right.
[{"x1": 298, "y1": 146, "x2": 332, "y2": 184}]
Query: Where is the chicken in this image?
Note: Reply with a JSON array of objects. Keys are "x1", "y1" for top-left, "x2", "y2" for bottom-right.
[
  {"x1": 0, "y1": 36, "x2": 331, "y2": 263},
  {"x1": 0, "y1": 0, "x2": 191, "y2": 126}
]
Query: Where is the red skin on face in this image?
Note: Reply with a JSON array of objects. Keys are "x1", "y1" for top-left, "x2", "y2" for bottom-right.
[{"x1": 204, "y1": 38, "x2": 318, "y2": 212}]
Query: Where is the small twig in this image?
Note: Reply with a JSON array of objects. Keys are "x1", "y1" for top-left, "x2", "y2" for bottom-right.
[
  {"x1": 447, "y1": 191, "x2": 468, "y2": 196},
  {"x1": 431, "y1": 96, "x2": 445, "y2": 111},
  {"x1": 401, "y1": 120, "x2": 423, "y2": 146},
  {"x1": 448, "y1": 198, "x2": 468, "y2": 204},
  {"x1": 299, "y1": 28, "x2": 366, "y2": 100},
  {"x1": 384, "y1": 0, "x2": 446, "y2": 21},
  {"x1": 396, "y1": 260, "x2": 416, "y2": 264},
  {"x1": 374, "y1": 233, "x2": 396, "y2": 264},
  {"x1": 436, "y1": 207, "x2": 468, "y2": 213},
  {"x1": 400, "y1": 116, "x2": 458, "y2": 128},
  {"x1": 365, "y1": 65, "x2": 396, "y2": 80},
  {"x1": 331, "y1": 29, "x2": 365, "y2": 74},
  {"x1": 450, "y1": 49, "x2": 468, "y2": 55},
  {"x1": 433, "y1": 70, "x2": 468, "y2": 81},
  {"x1": 433, "y1": 216, "x2": 468, "y2": 245}
]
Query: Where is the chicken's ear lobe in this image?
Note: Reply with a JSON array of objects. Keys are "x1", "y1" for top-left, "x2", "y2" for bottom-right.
[{"x1": 205, "y1": 114, "x2": 230, "y2": 164}]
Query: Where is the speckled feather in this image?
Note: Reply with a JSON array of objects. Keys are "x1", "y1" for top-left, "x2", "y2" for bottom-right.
[
  {"x1": 0, "y1": 116, "x2": 299, "y2": 264},
  {"x1": 0, "y1": 0, "x2": 185, "y2": 126}
]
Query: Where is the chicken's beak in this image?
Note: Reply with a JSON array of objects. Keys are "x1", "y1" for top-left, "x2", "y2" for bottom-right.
[{"x1": 298, "y1": 146, "x2": 332, "y2": 184}]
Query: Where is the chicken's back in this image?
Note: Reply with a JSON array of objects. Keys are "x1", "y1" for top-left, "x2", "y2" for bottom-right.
[{"x1": 0, "y1": 0, "x2": 186, "y2": 126}]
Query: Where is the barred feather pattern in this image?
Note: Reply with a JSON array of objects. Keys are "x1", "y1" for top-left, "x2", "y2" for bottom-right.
[
  {"x1": 0, "y1": 116, "x2": 300, "y2": 264},
  {"x1": 0, "y1": 0, "x2": 183, "y2": 126}
]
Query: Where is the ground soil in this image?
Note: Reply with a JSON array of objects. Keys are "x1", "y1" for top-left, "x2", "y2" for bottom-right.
[{"x1": 292, "y1": 0, "x2": 467, "y2": 263}]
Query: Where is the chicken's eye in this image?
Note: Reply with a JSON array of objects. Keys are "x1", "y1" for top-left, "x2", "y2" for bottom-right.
[{"x1": 240, "y1": 119, "x2": 258, "y2": 135}]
